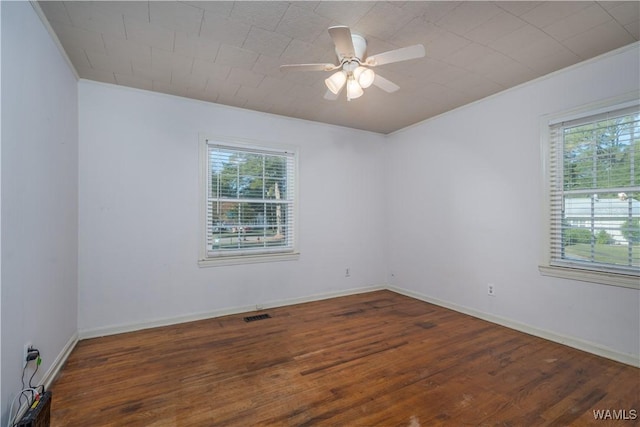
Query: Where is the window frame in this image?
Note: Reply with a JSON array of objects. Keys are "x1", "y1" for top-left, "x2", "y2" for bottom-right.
[
  {"x1": 198, "y1": 134, "x2": 299, "y2": 267},
  {"x1": 539, "y1": 93, "x2": 640, "y2": 289}
]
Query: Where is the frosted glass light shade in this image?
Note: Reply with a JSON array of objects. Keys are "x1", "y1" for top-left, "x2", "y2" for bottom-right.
[
  {"x1": 325, "y1": 71, "x2": 346, "y2": 95},
  {"x1": 354, "y1": 67, "x2": 375, "y2": 88},
  {"x1": 346, "y1": 78, "x2": 363, "y2": 100}
]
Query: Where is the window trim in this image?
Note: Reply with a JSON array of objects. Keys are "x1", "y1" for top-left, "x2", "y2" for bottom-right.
[
  {"x1": 198, "y1": 134, "x2": 299, "y2": 267},
  {"x1": 539, "y1": 93, "x2": 640, "y2": 289}
]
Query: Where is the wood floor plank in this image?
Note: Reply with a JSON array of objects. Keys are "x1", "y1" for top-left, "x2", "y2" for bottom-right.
[{"x1": 50, "y1": 290, "x2": 638, "y2": 426}]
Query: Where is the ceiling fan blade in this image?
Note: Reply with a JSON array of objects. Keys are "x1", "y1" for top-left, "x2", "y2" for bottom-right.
[
  {"x1": 324, "y1": 89, "x2": 339, "y2": 101},
  {"x1": 365, "y1": 44, "x2": 425, "y2": 67},
  {"x1": 280, "y1": 63, "x2": 338, "y2": 72},
  {"x1": 372, "y1": 74, "x2": 400, "y2": 93},
  {"x1": 328, "y1": 26, "x2": 355, "y2": 60}
]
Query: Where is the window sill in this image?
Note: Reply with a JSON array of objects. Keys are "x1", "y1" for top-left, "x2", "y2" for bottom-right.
[
  {"x1": 199, "y1": 252, "x2": 300, "y2": 267},
  {"x1": 539, "y1": 265, "x2": 639, "y2": 289}
]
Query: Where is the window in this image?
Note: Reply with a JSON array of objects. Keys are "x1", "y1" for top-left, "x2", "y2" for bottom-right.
[
  {"x1": 199, "y1": 137, "x2": 298, "y2": 266},
  {"x1": 541, "y1": 97, "x2": 639, "y2": 288}
]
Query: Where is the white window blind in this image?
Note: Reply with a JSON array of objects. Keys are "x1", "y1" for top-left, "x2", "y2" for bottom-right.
[
  {"x1": 204, "y1": 141, "x2": 296, "y2": 259},
  {"x1": 548, "y1": 104, "x2": 640, "y2": 278}
]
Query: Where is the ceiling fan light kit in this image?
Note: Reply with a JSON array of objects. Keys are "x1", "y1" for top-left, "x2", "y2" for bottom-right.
[
  {"x1": 354, "y1": 67, "x2": 375, "y2": 89},
  {"x1": 325, "y1": 71, "x2": 347, "y2": 95},
  {"x1": 346, "y1": 77, "x2": 364, "y2": 100},
  {"x1": 281, "y1": 26, "x2": 425, "y2": 102},
  {"x1": 326, "y1": 62, "x2": 372, "y2": 101}
]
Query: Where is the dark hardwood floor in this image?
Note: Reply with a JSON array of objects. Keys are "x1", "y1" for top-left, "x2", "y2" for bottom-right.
[{"x1": 50, "y1": 290, "x2": 639, "y2": 426}]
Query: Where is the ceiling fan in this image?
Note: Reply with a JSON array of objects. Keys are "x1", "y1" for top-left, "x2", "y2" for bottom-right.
[{"x1": 280, "y1": 26, "x2": 425, "y2": 101}]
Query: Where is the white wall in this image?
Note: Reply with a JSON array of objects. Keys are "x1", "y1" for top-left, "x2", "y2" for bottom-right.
[
  {"x1": 78, "y1": 81, "x2": 387, "y2": 335},
  {"x1": 386, "y1": 44, "x2": 640, "y2": 362},
  {"x1": 1, "y1": 2, "x2": 78, "y2": 424}
]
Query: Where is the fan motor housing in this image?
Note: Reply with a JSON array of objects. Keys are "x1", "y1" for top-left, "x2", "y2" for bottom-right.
[{"x1": 336, "y1": 33, "x2": 367, "y2": 62}]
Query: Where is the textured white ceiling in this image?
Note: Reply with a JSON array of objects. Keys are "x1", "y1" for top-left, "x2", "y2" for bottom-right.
[{"x1": 38, "y1": 1, "x2": 639, "y2": 134}]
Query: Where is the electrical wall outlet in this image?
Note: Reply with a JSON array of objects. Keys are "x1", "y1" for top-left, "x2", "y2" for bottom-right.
[
  {"x1": 23, "y1": 343, "x2": 32, "y2": 367},
  {"x1": 488, "y1": 283, "x2": 496, "y2": 296},
  {"x1": 345, "y1": 268, "x2": 351, "y2": 277},
  {"x1": 255, "y1": 304, "x2": 264, "y2": 311}
]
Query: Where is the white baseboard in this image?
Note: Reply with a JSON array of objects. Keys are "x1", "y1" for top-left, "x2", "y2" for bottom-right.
[
  {"x1": 41, "y1": 331, "x2": 79, "y2": 390},
  {"x1": 387, "y1": 285, "x2": 640, "y2": 368},
  {"x1": 79, "y1": 304, "x2": 260, "y2": 339},
  {"x1": 79, "y1": 285, "x2": 385, "y2": 339}
]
